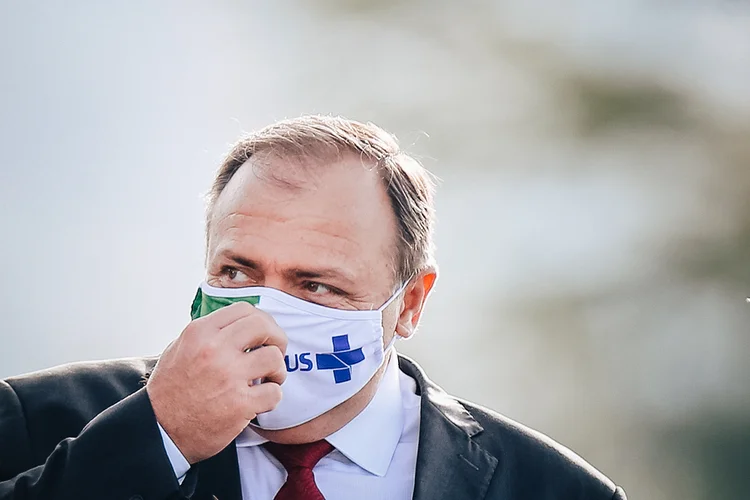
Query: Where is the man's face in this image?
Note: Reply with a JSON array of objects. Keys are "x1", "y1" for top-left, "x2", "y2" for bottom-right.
[
  {"x1": 205, "y1": 153, "x2": 434, "y2": 441},
  {"x1": 206, "y1": 154, "x2": 401, "y2": 319}
]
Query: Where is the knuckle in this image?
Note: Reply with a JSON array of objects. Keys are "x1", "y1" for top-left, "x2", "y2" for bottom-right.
[
  {"x1": 196, "y1": 342, "x2": 217, "y2": 361},
  {"x1": 209, "y1": 301, "x2": 254, "y2": 325},
  {"x1": 230, "y1": 301, "x2": 255, "y2": 314},
  {"x1": 255, "y1": 311, "x2": 278, "y2": 334},
  {"x1": 277, "y1": 335, "x2": 289, "y2": 354},
  {"x1": 241, "y1": 314, "x2": 264, "y2": 333},
  {"x1": 275, "y1": 328, "x2": 289, "y2": 351},
  {"x1": 246, "y1": 314, "x2": 264, "y2": 332},
  {"x1": 265, "y1": 345, "x2": 284, "y2": 366},
  {"x1": 261, "y1": 360, "x2": 287, "y2": 385},
  {"x1": 192, "y1": 311, "x2": 214, "y2": 326},
  {"x1": 248, "y1": 383, "x2": 283, "y2": 414},
  {"x1": 248, "y1": 314, "x2": 269, "y2": 336},
  {"x1": 261, "y1": 383, "x2": 283, "y2": 409},
  {"x1": 270, "y1": 383, "x2": 283, "y2": 405},
  {"x1": 259, "y1": 312, "x2": 276, "y2": 330},
  {"x1": 185, "y1": 317, "x2": 213, "y2": 339}
]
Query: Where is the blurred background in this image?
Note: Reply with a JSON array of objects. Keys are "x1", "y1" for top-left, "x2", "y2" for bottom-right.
[{"x1": 1, "y1": 1, "x2": 748, "y2": 498}]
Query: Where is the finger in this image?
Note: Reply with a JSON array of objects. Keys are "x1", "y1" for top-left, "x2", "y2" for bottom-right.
[
  {"x1": 201, "y1": 301, "x2": 256, "y2": 329},
  {"x1": 241, "y1": 345, "x2": 287, "y2": 386},
  {"x1": 220, "y1": 312, "x2": 288, "y2": 355},
  {"x1": 243, "y1": 382, "x2": 283, "y2": 419}
]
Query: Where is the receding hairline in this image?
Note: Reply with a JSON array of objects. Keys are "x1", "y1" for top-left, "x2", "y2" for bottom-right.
[
  {"x1": 205, "y1": 151, "x2": 404, "y2": 282},
  {"x1": 205, "y1": 115, "x2": 437, "y2": 284},
  {"x1": 206, "y1": 148, "x2": 390, "y2": 223}
]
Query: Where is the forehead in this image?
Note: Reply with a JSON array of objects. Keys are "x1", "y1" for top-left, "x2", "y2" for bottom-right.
[{"x1": 208, "y1": 155, "x2": 399, "y2": 275}]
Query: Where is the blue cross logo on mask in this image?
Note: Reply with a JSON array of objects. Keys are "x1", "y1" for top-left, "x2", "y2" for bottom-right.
[{"x1": 315, "y1": 335, "x2": 365, "y2": 383}]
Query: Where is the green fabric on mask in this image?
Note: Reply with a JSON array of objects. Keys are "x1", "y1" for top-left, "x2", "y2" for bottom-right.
[{"x1": 190, "y1": 288, "x2": 260, "y2": 320}]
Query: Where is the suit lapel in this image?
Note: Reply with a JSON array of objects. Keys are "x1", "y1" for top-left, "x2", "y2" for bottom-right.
[
  {"x1": 192, "y1": 440, "x2": 243, "y2": 500},
  {"x1": 399, "y1": 356, "x2": 498, "y2": 500}
]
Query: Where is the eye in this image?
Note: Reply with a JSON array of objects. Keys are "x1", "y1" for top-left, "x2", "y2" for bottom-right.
[
  {"x1": 223, "y1": 266, "x2": 249, "y2": 284},
  {"x1": 298, "y1": 281, "x2": 353, "y2": 307},
  {"x1": 303, "y1": 281, "x2": 337, "y2": 295},
  {"x1": 303, "y1": 281, "x2": 330, "y2": 294}
]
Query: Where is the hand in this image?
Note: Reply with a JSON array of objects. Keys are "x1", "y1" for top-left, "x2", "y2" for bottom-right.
[{"x1": 146, "y1": 301, "x2": 287, "y2": 464}]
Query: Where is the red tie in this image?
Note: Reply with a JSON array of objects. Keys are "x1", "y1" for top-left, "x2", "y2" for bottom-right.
[{"x1": 263, "y1": 440, "x2": 335, "y2": 500}]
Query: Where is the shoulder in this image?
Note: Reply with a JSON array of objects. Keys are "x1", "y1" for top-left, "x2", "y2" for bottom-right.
[
  {"x1": 459, "y1": 398, "x2": 621, "y2": 498},
  {"x1": 399, "y1": 355, "x2": 624, "y2": 498},
  {"x1": 2, "y1": 357, "x2": 158, "y2": 450},
  {"x1": 5, "y1": 356, "x2": 158, "y2": 398}
]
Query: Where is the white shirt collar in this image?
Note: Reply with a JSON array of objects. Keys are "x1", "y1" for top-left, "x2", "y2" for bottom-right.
[{"x1": 235, "y1": 351, "x2": 404, "y2": 477}]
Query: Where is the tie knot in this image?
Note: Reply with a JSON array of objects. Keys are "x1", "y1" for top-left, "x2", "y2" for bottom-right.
[{"x1": 263, "y1": 440, "x2": 334, "y2": 471}]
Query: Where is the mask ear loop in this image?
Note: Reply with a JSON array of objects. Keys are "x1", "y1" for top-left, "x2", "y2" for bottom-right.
[
  {"x1": 378, "y1": 278, "x2": 415, "y2": 353},
  {"x1": 377, "y1": 280, "x2": 411, "y2": 312},
  {"x1": 384, "y1": 332, "x2": 400, "y2": 351}
]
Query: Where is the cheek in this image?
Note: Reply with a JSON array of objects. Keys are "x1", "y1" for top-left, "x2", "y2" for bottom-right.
[{"x1": 380, "y1": 302, "x2": 402, "y2": 341}]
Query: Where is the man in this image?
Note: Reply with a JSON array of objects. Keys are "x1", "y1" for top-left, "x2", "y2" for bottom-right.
[{"x1": 0, "y1": 115, "x2": 627, "y2": 499}]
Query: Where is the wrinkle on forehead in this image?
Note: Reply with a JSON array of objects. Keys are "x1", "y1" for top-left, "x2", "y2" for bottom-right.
[{"x1": 217, "y1": 212, "x2": 365, "y2": 254}]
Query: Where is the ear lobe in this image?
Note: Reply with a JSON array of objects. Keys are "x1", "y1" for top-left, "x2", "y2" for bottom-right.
[
  {"x1": 395, "y1": 321, "x2": 415, "y2": 339},
  {"x1": 395, "y1": 269, "x2": 438, "y2": 339}
]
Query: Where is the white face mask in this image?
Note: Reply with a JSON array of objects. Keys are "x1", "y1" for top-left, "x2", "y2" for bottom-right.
[{"x1": 191, "y1": 282, "x2": 404, "y2": 430}]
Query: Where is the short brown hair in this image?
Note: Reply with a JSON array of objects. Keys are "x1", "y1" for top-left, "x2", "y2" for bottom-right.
[{"x1": 206, "y1": 115, "x2": 436, "y2": 284}]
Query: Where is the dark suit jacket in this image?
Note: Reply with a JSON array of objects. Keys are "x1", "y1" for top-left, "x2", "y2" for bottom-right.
[{"x1": 0, "y1": 355, "x2": 626, "y2": 500}]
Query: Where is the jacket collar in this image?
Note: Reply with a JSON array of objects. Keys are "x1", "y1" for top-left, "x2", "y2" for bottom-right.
[
  {"x1": 398, "y1": 355, "x2": 498, "y2": 500},
  {"x1": 191, "y1": 354, "x2": 498, "y2": 500}
]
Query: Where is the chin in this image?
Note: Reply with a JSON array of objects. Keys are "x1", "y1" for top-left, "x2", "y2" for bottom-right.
[{"x1": 257, "y1": 361, "x2": 387, "y2": 444}]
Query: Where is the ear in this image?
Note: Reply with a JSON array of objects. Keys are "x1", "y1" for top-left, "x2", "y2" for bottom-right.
[{"x1": 395, "y1": 268, "x2": 438, "y2": 339}]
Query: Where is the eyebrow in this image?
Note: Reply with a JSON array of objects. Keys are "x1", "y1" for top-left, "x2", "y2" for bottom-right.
[
  {"x1": 219, "y1": 250, "x2": 357, "y2": 285},
  {"x1": 287, "y1": 268, "x2": 356, "y2": 286},
  {"x1": 221, "y1": 251, "x2": 261, "y2": 271}
]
